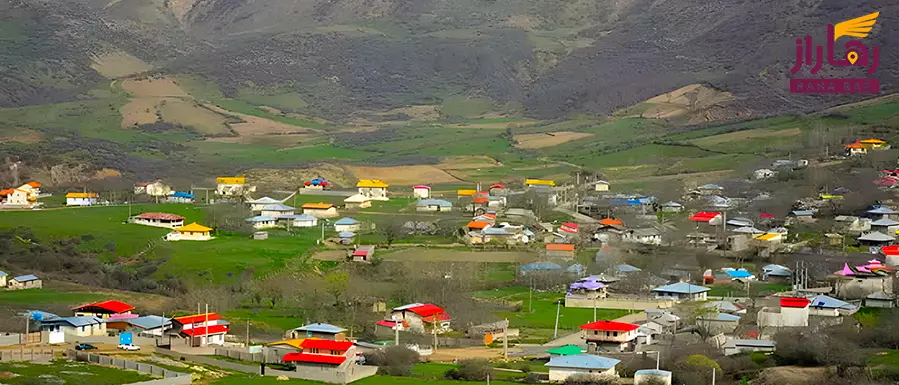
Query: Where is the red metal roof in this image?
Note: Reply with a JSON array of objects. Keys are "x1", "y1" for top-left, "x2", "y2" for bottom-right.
[
  {"x1": 422, "y1": 313, "x2": 452, "y2": 323},
  {"x1": 174, "y1": 313, "x2": 222, "y2": 325},
  {"x1": 72, "y1": 300, "x2": 135, "y2": 314},
  {"x1": 181, "y1": 324, "x2": 229, "y2": 337},
  {"x1": 467, "y1": 221, "x2": 490, "y2": 229},
  {"x1": 472, "y1": 197, "x2": 489, "y2": 204},
  {"x1": 136, "y1": 212, "x2": 186, "y2": 221},
  {"x1": 413, "y1": 185, "x2": 431, "y2": 190},
  {"x1": 759, "y1": 213, "x2": 775, "y2": 218},
  {"x1": 376, "y1": 320, "x2": 405, "y2": 328},
  {"x1": 580, "y1": 320, "x2": 639, "y2": 332},
  {"x1": 405, "y1": 304, "x2": 447, "y2": 318},
  {"x1": 780, "y1": 297, "x2": 811, "y2": 308},
  {"x1": 881, "y1": 245, "x2": 899, "y2": 256},
  {"x1": 689, "y1": 211, "x2": 722, "y2": 222},
  {"x1": 489, "y1": 184, "x2": 505, "y2": 190},
  {"x1": 282, "y1": 352, "x2": 347, "y2": 365},
  {"x1": 352, "y1": 250, "x2": 369, "y2": 257},
  {"x1": 300, "y1": 339, "x2": 354, "y2": 351},
  {"x1": 546, "y1": 243, "x2": 575, "y2": 251}
]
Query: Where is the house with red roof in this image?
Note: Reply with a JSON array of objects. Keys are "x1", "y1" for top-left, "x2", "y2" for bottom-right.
[
  {"x1": 73, "y1": 300, "x2": 135, "y2": 318},
  {"x1": 580, "y1": 320, "x2": 640, "y2": 352},
  {"x1": 132, "y1": 212, "x2": 186, "y2": 228},
  {"x1": 413, "y1": 185, "x2": 431, "y2": 199},
  {"x1": 560, "y1": 222, "x2": 579, "y2": 234},
  {"x1": 388, "y1": 303, "x2": 451, "y2": 334},
  {"x1": 689, "y1": 211, "x2": 723, "y2": 224},
  {"x1": 282, "y1": 339, "x2": 356, "y2": 367},
  {"x1": 172, "y1": 313, "x2": 229, "y2": 347}
]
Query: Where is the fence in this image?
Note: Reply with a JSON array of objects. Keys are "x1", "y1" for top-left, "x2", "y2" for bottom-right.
[
  {"x1": 0, "y1": 333, "x2": 23, "y2": 346},
  {"x1": 564, "y1": 297, "x2": 674, "y2": 310},
  {"x1": 0, "y1": 347, "x2": 55, "y2": 362},
  {"x1": 68, "y1": 350, "x2": 191, "y2": 384},
  {"x1": 215, "y1": 346, "x2": 266, "y2": 363}
]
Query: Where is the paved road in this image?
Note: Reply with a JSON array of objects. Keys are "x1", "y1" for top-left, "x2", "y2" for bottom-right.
[{"x1": 553, "y1": 206, "x2": 598, "y2": 223}]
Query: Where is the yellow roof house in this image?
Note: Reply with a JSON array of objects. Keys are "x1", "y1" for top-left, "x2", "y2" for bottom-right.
[
  {"x1": 357, "y1": 180, "x2": 389, "y2": 188},
  {"x1": 525, "y1": 179, "x2": 555, "y2": 186},
  {"x1": 175, "y1": 223, "x2": 212, "y2": 233},
  {"x1": 859, "y1": 138, "x2": 887, "y2": 145},
  {"x1": 457, "y1": 189, "x2": 477, "y2": 197},
  {"x1": 755, "y1": 233, "x2": 783, "y2": 241},
  {"x1": 216, "y1": 177, "x2": 246, "y2": 185},
  {"x1": 65, "y1": 192, "x2": 99, "y2": 198}
]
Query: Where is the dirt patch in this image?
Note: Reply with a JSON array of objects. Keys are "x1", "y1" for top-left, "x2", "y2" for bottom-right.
[
  {"x1": 384, "y1": 105, "x2": 441, "y2": 121},
  {"x1": 92, "y1": 168, "x2": 122, "y2": 179},
  {"x1": 621, "y1": 84, "x2": 750, "y2": 124},
  {"x1": 120, "y1": 97, "x2": 163, "y2": 128},
  {"x1": 0, "y1": 128, "x2": 41, "y2": 144},
  {"x1": 430, "y1": 347, "x2": 520, "y2": 362},
  {"x1": 122, "y1": 78, "x2": 189, "y2": 98},
  {"x1": 204, "y1": 104, "x2": 317, "y2": 135},
  {"x1": 439, "y1": 156, "x2": 501, "y2": 170},
  {"x1": 377, "y1": 249, "x2": 534, "y2": 262},
  {"x1": 159, "y1": 100, "x2": 231, "y2": 135},
  {"x1": 691, "y1": 128, "x2": 802, "y2": 146},
  {"x1": 90, "y1": 51, "x2": 153, "y2": 79},
  {"x1": 504, "y1": 15, "x2": 540, "y2": 29},
  {"x1": 245, "y1": 164, "x2": 356, "y2": 190},
  {"x1": 450, "y1": 121, "x2": 539, "y2": 130},
  {"x1": 514, "y1": 131, "x2": 593, "y2": 149},
  {"x1": 345, "y1": 165, "x2": 461, "y2": 186},
  {"x1": 753, "y1": 366, "x2": 827, "y2": 385}
]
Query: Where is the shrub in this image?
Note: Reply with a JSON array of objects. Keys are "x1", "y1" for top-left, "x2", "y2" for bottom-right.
[
  {"x1": 444, "y1": 359, "x2": 491, "y2": 381},
  {"x1": 363, "y1": 346, "x2": 420, "y2": 376},
  {"x1": 563, "y1": 374, "x2": 619, "y2": 385}
]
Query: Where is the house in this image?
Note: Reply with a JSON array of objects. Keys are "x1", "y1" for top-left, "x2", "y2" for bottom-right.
[
  {"x1": 634, "y1": 369, "x2": 673, "y2": 385},
  {"x1": 568, "y1": 276, "x2": 608, "y2": 299},
  {"x1": 0, "y1": 271, "x2": 6, "y2": 287},
  {"x1": 282, "y1": 339, "x2": 356, "y2": 367},
  {"x1": 845, "y1": 141, "x2": 868, "y2": 156},
  {"x1": 344, "y1": 194, "x2": 372, "y2": 209},
  {"x1": 703, "y1": 301, "x2": 747, "y2": 315},
  {"x1": 72, "y1": 300, "x2": 135, "y2": 318},
  {"x1": 0, "y1": 184, "x2": 38, "y2": 207},
  {"x1": 167, "y1": 192, "x2": 195, "y2": 203},
  {"x1": 697, "y1": 313, "x2": 741, "y2": 334},
  {"x1": 580, "y1": 320, "x2": 639, "y2": 352},
  {"x1": 133, "y1": 212, "x2": 185, "y2": 228},
  {"x1": 868, "y1": 206, "x2": 899, "y2": 220},
  {"x1": 754, "y1": 169, "x2": 777, "y2": 180},
  {"x1": 643, "y1": 309, "x2": 680, "y2": 335},
  {"x1": 545, "y1": 354, "x2": 620, "y2": 383},
  {"x1": 248, "y1": 197, "x2": 283, "y2": 211},
  {"x1": 338, "y1": 232, "x2": 356, "y2": 243},
  {"x1": 334, "y1": 217, "x2": 361, "y2": 232},
  {"x1": 560, "y1": 222, "x2": 579, "y2": 234},
  {"x1": 520, "y1": 262, "x2": 562, "y2": 275},
  {"x1": 613, "y1": 264, "x2": 642, "y2": 277},
  {"x1": 593, "y1": 180, "x2": 610, "y2": 192},
  {"x1": 124, "y1": 315, "x2": 172, "y2": 337},
  {"x1": 547, "y1": 345, "x2": 584, "y2": 356},
  {"x1": 689, "y1": 211, "x2": 723, "y2": 224},
  {"x1": 165, "y1": 223, "x2": 213, "y2": 241},
  {"x1": 723, "y1": 339, "x2": 776, "y2": 356},
  {"x1": 457, "y1": 189, "x2": 477, "y2": 197},
  {"x1": 286, "y1": 323, "x2": 347, "y2": 340},
  {"x1": 758, "y1": 297, "x2": 810, "y2": 327},
  {"x1": 66, "y1": 192, "x2": 99, "y2": 206},
  {"x1": 8, "y1": 274, "x2": 41, "y2": 290},
  {"x1": 722, "y1": 268, "x2": 756, "y2": 281},
  {"x1": 697, "y1": 184, "x2": 724, "y2": 195},
  {"x1": 357, "y1": 180, "x2": 389, "y2": 201},
  {"x1": 40, "y1": 316, "x2": 106, "y2": 337},
  {"x1": 253, "y1": 231, "x2": 268, "y2": 240},
  {"x1": 660, "y1": 202, "x2": 683, "y2": 213},
  {"x1": 623, "y1": 228, "x2": 662, "y2": 245},
  {"x1": 755, "y1": 232, "x2": 785, "y2": 244},
  {"x1": 413, "y1": 185, "x2": 431, "y2": 199},
  {"x1": 865, "y1": 291, "x2": 895, "y2": 308},
  {"x1": 870, "y1": 218, "x2": 899, "y2": 234},
  {"x1": 246, "y1": 216, "x2": 278, "y2": 229},
  {"x1": 389, "y1": 303, "x2": 451, "y2": 334},
  {"x1": 860, "y1": 138, "x2": 889, "y2": 149},
  {"x1": 134, "y1": 182, "x2": 149, "y2": 194},
  {"x1": 651, "y1": 282, "x2": 709, "y2": 301},
  {"x1": 261, "y1": 203, "x2": 296, "y2": 218},
  {"x1": 303, "y1": 178, "x2": 330, "y2": 190},
  {"x1": 546, "y1": 243, "x2": 575, "y2": 258},
  {"x1": 280, "y1": 214, "x2": 318, "y2": 228},
  {"x1": 480, "y1": 226, "x2": 531, "y2": 245},
  {"x1": 808, "y1": 295, "x2": 858, "y2": 316},
  {"x1": 146, "y1": 181, "x2": 173, "y2": 198},
  {"x1": 301, "y1": 203, "x2": 339, "y2": 218},
  {"x1": 788, "y1": 210, "x2": 817, "y2": 223},
  {"x1": 216, "y1": 177, "x2": 254, "y2": 196},
  {"x1": 417, "y1": 199, "x2": 453, "y2": 212},
  {"x1": 858, "y1": 231, "x2": 895, "y2": 247},
  {"x1": 467, "y1": 221, "x2": 491, "y2": 231},
  {"x1": 762, "y1": 264, "x2": 792, "y2": 282},
  {"x1": 835, "y1": 215, "x2": 871, "y2": 232},
  {"x1": 172, "y1": 313, "x2": 229, "y2": 347},
  {"x1": 352, "y1": 245, "x2": 375, "y2": 262}
]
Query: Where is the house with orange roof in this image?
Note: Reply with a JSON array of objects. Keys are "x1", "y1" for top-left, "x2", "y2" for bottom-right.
[
  {"x1": 546, "y1": 243, "x2": 575, "y2": 258},
  {"x1": 0, "y1": 182, "x2": 42, "y2": 208},
  {"x1": 165, "y1": 223, "x2": 213, "y2": 241},
  {"x1": 301, "y1": 202, "x2": 339, "y2": 218},
  {"x1": 845, "y1": 141, "x2": 868, "y2": 156}
]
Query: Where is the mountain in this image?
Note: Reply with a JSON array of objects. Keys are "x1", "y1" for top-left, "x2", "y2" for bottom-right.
[{"x1": 2, "y1": 0, "x2": 897, "y2": 119}]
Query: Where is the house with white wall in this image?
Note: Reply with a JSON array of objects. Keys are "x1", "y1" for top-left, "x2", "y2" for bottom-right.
[
  {"x1": 66, "y1": 192, "x2": 98, "y2": 206},
  {"x1": 357, "y1": 180, "x2": 389, "y2": 201},
  {"x1": 651, "y1": 282, "x2": 709, "y2": 301},
  {"x1": 172, "y1": 313, "x2": 229, "y2": 347},
  {"x1": 40, "y1": 316, "x2": 107, "y2": 337},
  {"x1": 545, "y1": 354, "x2": 620, "y2": 383},
  {"x1": 580, "y1": 320, "x2": 639, "y2": 352},
  {"x1": 758, "y1": 297, "x2": 809, "y2": 327},
  {"x1": 165, "y1": 223, "x2": 213, "y2": 241},
  {"x1": 8, "y1": 274, "x2": 41, "y2": 290}
]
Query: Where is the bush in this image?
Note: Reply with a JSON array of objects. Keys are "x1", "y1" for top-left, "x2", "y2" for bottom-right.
[
  {"x1": 563, "y1": 374, "x2": 619, "y2": 385},
  {"x1": 523, "y1": 372, "x2": 542, "y2": 384},
  {"x1": 363, "y1": 346, "x2": 420, "y2": 376},
  {"x1": 444, "y1": 359, "x2": 491, "y2": 381}
]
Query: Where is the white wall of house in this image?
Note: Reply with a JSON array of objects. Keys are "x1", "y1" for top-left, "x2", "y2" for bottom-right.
[
  {"x1": 6, "y1": 190, "x2": 29, "y2": 205},
  {"x1": 724, "y1": 345, "x2": 775, "y2": 356},
  {"x1": 292, "y1": 218, "x2": 318, "y2": 227},
  {"x1": 251, "y1": 220, "x2": 278, "y2": 229},
  {"x1": 335, "y1": 223, "x2": 362, "y2": 232},
  {"x1": 303, "y1": 208, "x2": 339, "y2": 218},
  {"x1": 359, "y1": 187, "x2": 387, "y2": 200},
  {"x1": 413, "y1": 188, "x2": 430, "y2": 199},
  {"x1": 45, "y1": 323, "x2": 107, "y2": 337},
  {"x1": 866, "y1": 298, "x2": 894, "y2": 308},
  {"x1": 654, "y1": 291, "x2": 707, "y2": 301},
  {"x1": 134, "y1": 218, "x2": 184, "y2": 228},
  {"x1": 584, "y1": 329, "x2": 636, "y2": 344},
  {"x1": 166, "y1": 231, "x2": 211, "y2": 241},
  {"x1": 66, "y1": 197, "x2": 97, "y2": 206},
  {"x1": 262, "y1": 209, "x2": 294, "y2": 217},
  {"x1": 758, "y1": 306, "x2": 808, "y2": 327},
  {"x1": 0, "y1": 276, "x2": 6, "y2": 287},
  {"x1": 548, "y1": 367, "x2": 615, "y2": 382},
  {"x1": 9, "y1": 279, "x2": 41, "y2": 290}
]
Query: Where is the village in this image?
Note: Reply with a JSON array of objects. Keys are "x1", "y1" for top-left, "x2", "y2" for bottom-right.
[{"x1": 0, "y1": 136, "x2": 897, "y2": 385}]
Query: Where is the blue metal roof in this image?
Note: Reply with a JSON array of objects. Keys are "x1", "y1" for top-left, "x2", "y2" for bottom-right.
[
  {"x1": 338, "y1": 231, "x2": 356, "y2": 238},
  {"x1": 810, "y1": 295, "x2": 855, "y2": 309},
  {"x1": 635, "y1": 369, "x2": 672, "y2": 377},
  {"x1": 261, "y1": 203, "x2": 295, "y2": 211},
  {"x1": 615, "y1": 264, "x2": 642, "y2": 272},
  {"x1": 13, "y1": 274, "x2": 38, "y2": 282},
  {"x1": 42, "y1": 316, "x2": 102, "y2": 327},
  {"x1": 171, "y1": 191, "x2": 194, "y2": 198},
  {"x1": 652, "y1": 282, "x2": 710, "y2": 294},
  {"x1": 483, "y1": 228, "x2": 512, "y2": 235},
  {"x1": 128, "y1": 316, "x2": 172, "y2": 330},
  {"x1": 726, "y1": 269, "x2": 753, "y2": 278},
  {"x1": 791, "y1": 210, "x2": 816, "y2": 216},
  {"x1": 545, "y1": 354, "x2": 621, "y2": 370},
  {"x1": 246, "y1": 216, "x2": 277, "y2": 222},
  {"x1": 279, "y1": 214, "x2": 317, "y2": 221},
  {"x1": 0, "y1": 271, "x2": 6, "y2": 277},
  {"x1": 294, "y1": 323, "x2": 347, "y2": 334},
  {"x1": 521, "y1": 262, "x2": 562, "y2": 271},
  {"x1": 417, "y1": 199, "x2": 453, "y2": 207},
  {"x1": 701, "y1": 312, "x2": 741, "y2": 322},
  {"x1": 699, "y1": 184, "x2": 724, "y2": 190},
  {"x1": 335, "y1": 217, "x2": 360, "y2": 225}
]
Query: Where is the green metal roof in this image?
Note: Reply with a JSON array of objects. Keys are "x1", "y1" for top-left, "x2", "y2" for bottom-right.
[{"x1": 546, "y1": 345, "x2": 583, "y2": 356}]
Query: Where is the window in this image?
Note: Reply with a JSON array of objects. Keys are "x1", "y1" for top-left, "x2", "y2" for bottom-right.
[
  {"x1": 81, "y1": 326, "x2": 86, "y2": 332},
  {"x1": 613, "y1": 332, "x2": 618, "y2": 337}
]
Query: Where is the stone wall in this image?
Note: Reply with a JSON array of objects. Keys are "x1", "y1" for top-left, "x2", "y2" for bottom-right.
[{"x1": 0, "y1": 347, "x2": 54, "y2": 362}]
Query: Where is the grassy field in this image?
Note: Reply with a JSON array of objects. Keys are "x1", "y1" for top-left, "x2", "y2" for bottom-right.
[
  {"x1": 0, "y1": 288, "x2": 108, "y2": 306},
  {"x1": 0, "y1": 360, "x2": 153, "y2": 385},
  {"x1": 473, "y1": 286, "x2": 630, "y2": 330},
  {"x1": 705, "y1": 282, "x2": 792, "y2": 297}
]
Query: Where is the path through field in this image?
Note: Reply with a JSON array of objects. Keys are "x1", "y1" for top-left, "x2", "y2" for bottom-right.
[{"x1": 312, "y1": 248, "x2": 533, "y2": 262}]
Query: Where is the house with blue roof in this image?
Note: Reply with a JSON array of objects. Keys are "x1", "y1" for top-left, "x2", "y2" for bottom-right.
[
  {"x1": 278, "y1": 214, "x2": 318, "y2": 228},
  {"x1": 40, "y1": 316, "x2": 106, "y2": 337},
  {"x1": 808, "y1": 295, "x2": 858, "y2": 317},
  {"x1": 287, "y1": 323, "x2": 347, "y2": 340},
  {"x1": 334, "y1": 217, "x2": 362, "y2": 232},
  {"x1": 246, "y1": 215, "x2": 278, "y2": 229},
  {"x1": 261, "y1": 203, "x2": 296, "y2": 218},
  {"x1": 520, "y1": 262, "x2": 562, "y2": 275},
  {"x1": 416, "y1": 199, "x2": 453, "y2": 212},
  {"x1": 8, "y1": 274, "x2": 41, "y2": 290},
  {"x1": 545, "y1": 354, "x2": 621, "y2": 382},
  {"x1": 723, "y1": 268, "x2": 755, "y2": 281},
  {"x1": 697, "y1": 312, "x2": 741, "y2": 334},
  {"x1": 125, "y1": 315, "x2": 173, "y2": 337},
  {"x1": 167, "y1": 191, "x2": 195, "y2": 203},
  {"x1": 651, "y1": 282, "x2": 709, "y2": 301}
]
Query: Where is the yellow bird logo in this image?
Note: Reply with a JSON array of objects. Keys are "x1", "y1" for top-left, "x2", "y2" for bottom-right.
[{"x1": 833, "y1": 12, "x2": 879, "y2": 41}]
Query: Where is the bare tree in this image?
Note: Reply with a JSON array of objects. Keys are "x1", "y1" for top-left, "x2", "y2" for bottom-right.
[{"x1": 377, "y1": 218, "x2": 407, "y2": 248}]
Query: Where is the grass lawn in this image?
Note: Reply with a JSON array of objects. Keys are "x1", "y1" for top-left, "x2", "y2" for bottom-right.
[
  {"x1": 706, "y1": 282, "x2": 792, "y2": 297},
  {"x1": 413, "y1": 363, "x2": 529, "y2": 381},
  {"x1": 0, "y1": 360, "x2": 153, "y2": 385},
  {"x1": 474, "y1": 286, "x2": 630, "y2": 331},
  {"x1": 854, "y1": 307, "x2": 893, "y2": 327},
  {"x1": 869, "y1": 349, "x2": 899, "y2": 367},
  {"x1": 0, "y1": 288, "x2": 108, "y2": 307},
  {"x1": 208, "y1": 374, "x2": 522, "y2": 385}
]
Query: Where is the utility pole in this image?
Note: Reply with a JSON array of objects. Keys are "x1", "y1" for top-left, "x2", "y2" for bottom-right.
[
  {"x1": 711, "y1": 367, "x2": 716, "y2": 385},
  {"x1": 528, "y1": 285, "x2": 533, "y2": 313},
  {"x1": 593, "y1": 295, "x2": 597, "y2": 322},
  {"x1": 553, "y1": 300, "x2": 561, "y2": 339},
  {"x1": 502, "y1": 318, "x2": 508, "y2": 360},
  {"x1": 246, "y1": 320, "x2": 250, "y2": 347},
  {"x1": 204, "y1": 304, "x2": 209, "y2": 347}
]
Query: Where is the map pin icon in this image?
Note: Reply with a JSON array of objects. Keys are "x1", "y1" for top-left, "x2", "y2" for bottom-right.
[{"x1": 847, "y1": 51, "x2": 859, "y2": 65}]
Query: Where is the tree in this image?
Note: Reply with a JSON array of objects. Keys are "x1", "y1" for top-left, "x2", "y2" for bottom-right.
[
  {"x1": 324, "y1": 270, "x2": 349, "y2": 306},
  {"x1": 377, "y1": 218, "x2": 406, "y2": 248},
  {"x1": 444, "y1": 359, "x2": 491, "y2": 381},
  {"x1": 364, "y1": 346, "x2": 420, "y2": 376},
  {"x1": 207, "y1": 203, "x2": 253, "y2": 234}
]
